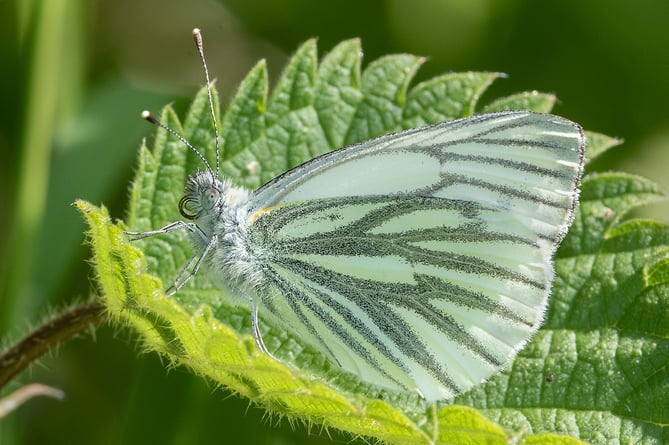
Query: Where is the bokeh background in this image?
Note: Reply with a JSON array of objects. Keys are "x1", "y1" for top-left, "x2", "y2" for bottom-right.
[{"x1": 1, "y1": 0, "x2": 667, "y2": 443}]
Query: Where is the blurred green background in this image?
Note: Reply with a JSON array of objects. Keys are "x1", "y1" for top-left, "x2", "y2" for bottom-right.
[{"x1": 1, "y1": 0, "x2": 667, "y2": 443}]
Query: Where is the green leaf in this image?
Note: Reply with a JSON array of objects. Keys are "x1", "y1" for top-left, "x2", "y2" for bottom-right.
[
  {"x1": 584, "y1": 131, "x2": 623, "y2": 163},
  {"x1": 481, "y1": 91, "x2": 557, "y2": 113},
  {"x1": 79, "y1": 38, "x2": 668, "y2": 444},
  {"x1": 403, "y1": 72, "x2": 501, "y2": 127}
]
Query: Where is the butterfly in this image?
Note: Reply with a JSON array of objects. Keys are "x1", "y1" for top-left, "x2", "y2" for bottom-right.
[{"x1": 127, "y1": 29, "x2": 585, "y2": 402}]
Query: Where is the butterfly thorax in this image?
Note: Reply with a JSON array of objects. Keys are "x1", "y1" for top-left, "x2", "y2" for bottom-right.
[{"x1": 180, "y1": 170, "x2": 260, "y2": 294}]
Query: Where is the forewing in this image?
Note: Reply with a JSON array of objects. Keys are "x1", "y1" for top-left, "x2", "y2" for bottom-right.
[{"x1": 246, "y1": 111, "x2": 585, "y2": 400}]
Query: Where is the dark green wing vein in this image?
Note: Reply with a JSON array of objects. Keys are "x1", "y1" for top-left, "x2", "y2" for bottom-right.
[
  {"x1": 437, "y1": 152, "x2": 575, "y2": 179},
  {"x1": 439, "y1": 173, "x2": 570, "y2": 209}
]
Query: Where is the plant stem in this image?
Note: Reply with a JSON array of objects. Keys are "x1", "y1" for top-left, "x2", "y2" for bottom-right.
[{"x1": 0, "y1": 300, "x2": 105, "y2": 390}]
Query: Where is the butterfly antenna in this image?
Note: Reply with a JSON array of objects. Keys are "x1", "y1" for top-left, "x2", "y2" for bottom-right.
[
  {"x1": 192, "y1": 28, "x2": 220, "y2": 179},
  {"x1": 141, "y1": 110, "x2": 214, "y2": 175}
]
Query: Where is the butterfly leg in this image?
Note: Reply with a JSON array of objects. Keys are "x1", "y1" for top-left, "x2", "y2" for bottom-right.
[
  {"x1": 125, "y1": 222, "x2": 213, "y2": 294},
  {"x1": 251, "y1": 302, "x2": 275, "y2": 358},
  {"x1": 166, "y1": 233, "x2": 219, "y2": 294},
  {"x1": 124, "y1": 221, "x2": 206, "y2": 241},
  {"x1": 166, "y1": 254, "x2": 197, "y2": 296}
]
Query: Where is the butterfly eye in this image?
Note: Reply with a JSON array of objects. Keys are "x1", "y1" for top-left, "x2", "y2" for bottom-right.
[{"x1": 203, "y1": 187, "x2": 220, "y2": 209}]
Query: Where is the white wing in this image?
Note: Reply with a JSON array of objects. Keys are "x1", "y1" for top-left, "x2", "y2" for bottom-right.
[{"x1": 245, "y1": 111, "x2": 585, "y2": 401}]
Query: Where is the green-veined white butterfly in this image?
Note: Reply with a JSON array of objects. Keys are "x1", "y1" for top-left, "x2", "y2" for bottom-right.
[{"x1": 127, "y1": 29, "x2": 585, "y2": 402}]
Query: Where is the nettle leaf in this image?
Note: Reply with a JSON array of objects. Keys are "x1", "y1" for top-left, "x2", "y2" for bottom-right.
[{"x1": 78, "y1": 39, "x2": 668, "y2": 445}]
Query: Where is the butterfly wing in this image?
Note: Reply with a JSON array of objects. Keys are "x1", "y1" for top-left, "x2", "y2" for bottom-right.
[{"x1": 245, "y1": 111, "x2": 585, "y2": 401}]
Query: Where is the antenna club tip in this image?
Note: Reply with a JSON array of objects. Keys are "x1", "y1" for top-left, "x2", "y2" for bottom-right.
[
  {"x1": 141, "y1": 110, "x2": 159, "y2": 125},
  {"x1": 192, "y1": 28, "x2": 202, "y2": 44}
]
